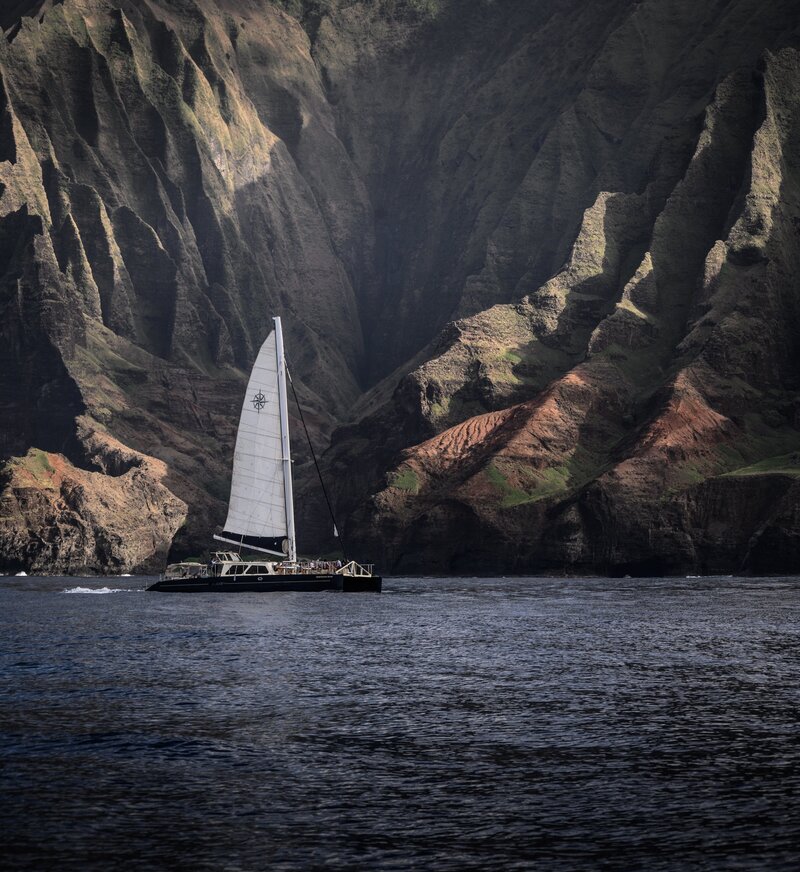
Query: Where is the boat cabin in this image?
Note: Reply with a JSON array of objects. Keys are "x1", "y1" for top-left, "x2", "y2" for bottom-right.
[{"x1": 162, "y1": 552, "x2": 376, "y2": 582}]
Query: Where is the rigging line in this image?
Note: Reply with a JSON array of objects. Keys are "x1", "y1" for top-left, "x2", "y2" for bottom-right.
[{"x1": 284, "y1": 360, "x2": 350, "y2": 564}]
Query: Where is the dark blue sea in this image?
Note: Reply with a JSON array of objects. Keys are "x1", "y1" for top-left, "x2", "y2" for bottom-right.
[{"x1": 2, "y1": 575, "x2": 800, "y2": 871}]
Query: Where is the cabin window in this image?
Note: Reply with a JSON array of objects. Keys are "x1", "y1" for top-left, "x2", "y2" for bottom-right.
[{"x1": 245, "y1": 565, "x2": 268, "y2": 574}]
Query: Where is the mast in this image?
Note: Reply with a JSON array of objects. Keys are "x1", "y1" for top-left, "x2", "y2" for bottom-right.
[{"x1": 274, "y1": 317, "x2": 297, "y2": 563}]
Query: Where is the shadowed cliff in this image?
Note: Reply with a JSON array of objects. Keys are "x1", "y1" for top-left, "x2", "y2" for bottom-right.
[{"x1": 1, "y1": 0, "x2": 799, "y2": 574}]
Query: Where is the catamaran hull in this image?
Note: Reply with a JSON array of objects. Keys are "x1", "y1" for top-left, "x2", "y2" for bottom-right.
[{"x1": 147, "y1": 574, "x2": 382, "y2": 593}]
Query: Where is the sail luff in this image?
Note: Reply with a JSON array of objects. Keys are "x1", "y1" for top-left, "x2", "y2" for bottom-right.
[{"x1": 274, "y1": 317, "x2": 297, "y2": 563}]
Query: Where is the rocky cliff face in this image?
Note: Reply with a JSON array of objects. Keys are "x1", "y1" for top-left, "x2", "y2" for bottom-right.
[{"x1": 1, "y1": 0, "x2": 799, "y2": 574}]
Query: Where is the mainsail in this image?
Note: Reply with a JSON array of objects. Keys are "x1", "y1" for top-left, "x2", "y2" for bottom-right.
[{"x1": 214, "y1": 317, "x2": 296, "y2": 559}]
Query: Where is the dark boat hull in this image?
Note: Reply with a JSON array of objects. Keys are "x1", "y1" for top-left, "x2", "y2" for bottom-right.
[{"x1": 147, "y1": 574, "x2": 382, "y2": 593}]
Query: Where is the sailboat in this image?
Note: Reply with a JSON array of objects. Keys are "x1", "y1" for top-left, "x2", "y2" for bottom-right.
[{"x1": 147, "y1": 317, "x2": 381, "y2": 593}]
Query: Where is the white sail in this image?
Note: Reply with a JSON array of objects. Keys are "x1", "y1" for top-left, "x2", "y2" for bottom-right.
[{"x1": 214, "y1": 318, "x2": 296, "y2": 558}]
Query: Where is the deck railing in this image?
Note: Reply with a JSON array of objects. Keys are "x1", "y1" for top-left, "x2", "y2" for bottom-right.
[{"x1": 336, "y1": 560, "x2": 375, "y2": 577}]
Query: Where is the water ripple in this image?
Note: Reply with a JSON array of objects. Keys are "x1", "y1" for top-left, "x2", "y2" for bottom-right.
[{"x1": 1, "y1": 575, "x2": 800, "y2": 870}]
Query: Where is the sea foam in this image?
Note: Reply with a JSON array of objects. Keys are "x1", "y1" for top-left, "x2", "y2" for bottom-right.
[{"x1": 63, "y1": 586, "x2": 129, "y2": 594}]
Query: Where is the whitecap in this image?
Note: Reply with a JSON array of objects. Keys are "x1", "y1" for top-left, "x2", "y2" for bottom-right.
[
  {"x1": 15, "y1": 571, "x2": 27, "y2": 577},
  {"x1": 63, "y1": 586, "x2": 127, "y2": 594}
]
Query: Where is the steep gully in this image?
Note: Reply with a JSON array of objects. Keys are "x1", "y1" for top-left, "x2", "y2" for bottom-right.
[{"x1": 0, "y1": 0, "x2": 799, "y2": 573}]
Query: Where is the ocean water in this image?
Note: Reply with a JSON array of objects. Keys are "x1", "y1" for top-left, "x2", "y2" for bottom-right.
[{"x1": 2, "y1": 575, "x2": 800, "y2": 871}]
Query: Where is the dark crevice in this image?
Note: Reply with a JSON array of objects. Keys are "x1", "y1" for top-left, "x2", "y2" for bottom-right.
[
  {"x1": 0, "y1": 206, "x2": 85, "y2": 461},
  {"x1": 110, "y1": 206, "x2": 178, "y2": 360},
  {"x1": 0, "y1": 76, "x2": 18, "y2": 163},
  {"x1": 71, "y1": 46, "x2": 100, "y2": 148}
]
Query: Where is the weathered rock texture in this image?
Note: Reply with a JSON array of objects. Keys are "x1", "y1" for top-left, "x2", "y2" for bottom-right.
[{"x1": 1, "y1": 0, "x2": 799, "y2": 574}]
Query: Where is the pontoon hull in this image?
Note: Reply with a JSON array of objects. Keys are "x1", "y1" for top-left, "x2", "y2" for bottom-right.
[{"x1": 147, "y1": 574, "x2": 381, "y2": 593}]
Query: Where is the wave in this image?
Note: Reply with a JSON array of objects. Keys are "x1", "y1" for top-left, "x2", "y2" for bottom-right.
[{"x1": 62, "y1": 586, "x2": 130, "y2": 594}]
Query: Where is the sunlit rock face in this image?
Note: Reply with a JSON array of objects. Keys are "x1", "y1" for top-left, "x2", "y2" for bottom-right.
[{"x1": 0, "y1": 0, "x2": 799, "y2": 574}]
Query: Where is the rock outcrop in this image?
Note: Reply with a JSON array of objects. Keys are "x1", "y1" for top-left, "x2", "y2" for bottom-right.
[
  {"x1": 0, "y1": 417, "x2": 185, "y2": 573},
  {"x1": 1, "y1": 0, "x2": 799, "y2": 574}
]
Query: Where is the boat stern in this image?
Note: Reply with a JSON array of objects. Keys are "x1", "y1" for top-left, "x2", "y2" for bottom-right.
[{"x1": 341, "y1": 575, "x2": 382, "y2": 593}]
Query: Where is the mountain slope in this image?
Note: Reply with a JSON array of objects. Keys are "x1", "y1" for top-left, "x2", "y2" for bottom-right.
[{"x1": 0, "y1": 0, "x2": 799, "y2": 574}]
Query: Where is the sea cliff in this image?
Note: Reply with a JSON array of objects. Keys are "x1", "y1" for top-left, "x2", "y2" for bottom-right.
[{"x1": 1, "y1": 0, "x2": 799, "y2": 573}]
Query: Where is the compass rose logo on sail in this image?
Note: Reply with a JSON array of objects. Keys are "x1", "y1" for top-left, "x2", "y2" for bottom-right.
[{"x1": 251, "y1": 390, "x2": 267, "y2": 413}]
